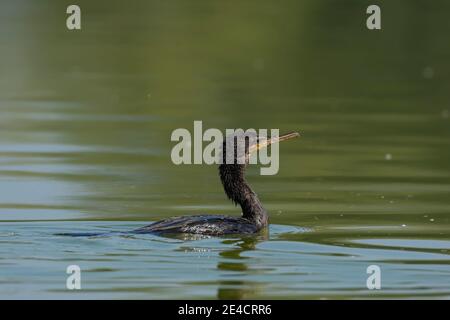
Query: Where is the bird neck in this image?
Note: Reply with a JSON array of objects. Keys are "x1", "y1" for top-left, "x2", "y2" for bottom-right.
[
  {"x1": 219, "y1": 164, "x2": 269, "y2": 229},
  {"x1": 239, "y1": 182, "x2": 269, "y2": 229}
]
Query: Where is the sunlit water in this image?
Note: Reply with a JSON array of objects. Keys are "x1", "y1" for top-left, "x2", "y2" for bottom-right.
[{"x1": 0, "y1": 1, "x2": 449, "y2": 299}]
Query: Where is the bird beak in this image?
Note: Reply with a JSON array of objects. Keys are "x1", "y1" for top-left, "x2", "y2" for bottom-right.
[{"x1": 250, "y1": 131, "x2": 300, "y2": 153}]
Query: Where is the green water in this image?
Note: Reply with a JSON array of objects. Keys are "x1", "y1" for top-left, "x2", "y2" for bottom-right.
[{"x1": 0, "y1": 0, "x2": 449, "y2": 299}]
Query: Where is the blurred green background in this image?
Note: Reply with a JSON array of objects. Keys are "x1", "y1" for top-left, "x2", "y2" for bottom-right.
[
  {"x1": 0, "y1": 0, "x2": 449, "y2": 299},
  {"x1": 1, "y1": 0, "x2": 449, "y2": 222}
]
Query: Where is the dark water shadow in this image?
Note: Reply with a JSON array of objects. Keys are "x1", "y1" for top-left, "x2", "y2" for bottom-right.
[{"x1": 216, "y1": 236, "x2": 264, "y2": 299}]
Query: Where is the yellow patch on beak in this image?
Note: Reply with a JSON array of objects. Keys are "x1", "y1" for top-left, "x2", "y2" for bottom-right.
[{"x1": 249, "y1": 132, "x2": 300, "y2": 154}]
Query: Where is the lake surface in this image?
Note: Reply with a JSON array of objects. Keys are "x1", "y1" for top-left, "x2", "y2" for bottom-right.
[{"x1": 0, "y1": 0, "x2": 449, "y2": 299}]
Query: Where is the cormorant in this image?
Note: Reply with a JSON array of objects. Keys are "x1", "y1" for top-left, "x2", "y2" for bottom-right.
[{"x1": 135, "y1": 131, "x2": 299, "y2": 236}]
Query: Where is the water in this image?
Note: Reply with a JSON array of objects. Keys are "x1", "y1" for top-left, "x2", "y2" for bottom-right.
[
  {"x1": 0, "y1": 0, "x2": 449, "y2": 299},
  {"x1": 1, "y1": 222, "x2": 449, "y2": 299}
]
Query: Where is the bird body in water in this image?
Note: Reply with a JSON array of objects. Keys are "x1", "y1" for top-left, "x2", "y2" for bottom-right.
[{"x1": 135, "y1": 131, "x2": 299, "y2": 236}]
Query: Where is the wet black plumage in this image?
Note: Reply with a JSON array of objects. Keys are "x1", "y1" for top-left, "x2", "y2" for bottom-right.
[{"x1": 135, "y1": 131, "x2": 299, "y2": 236}]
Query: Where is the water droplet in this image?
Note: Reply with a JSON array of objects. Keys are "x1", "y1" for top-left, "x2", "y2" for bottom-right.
[
  {"x1": 430, "y1": 218, "x2": 435, "y2": 222},
  {"x1": 252, "y1": 58, "x2": 265, "y2": 71},
  {"x1": 422, "y1": 66, "x2": 434, "y2": 79},
  {"x1": 401, "y1": 224, "x2": 407, "y2": 227},
  {"x1": 385, "y1": 153, "x2": 392, "y2": 161}
]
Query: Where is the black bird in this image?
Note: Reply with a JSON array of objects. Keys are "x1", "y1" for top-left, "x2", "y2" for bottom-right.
[{"x1": 135, "y1": 131, "x2": 300, "y2": 236}]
